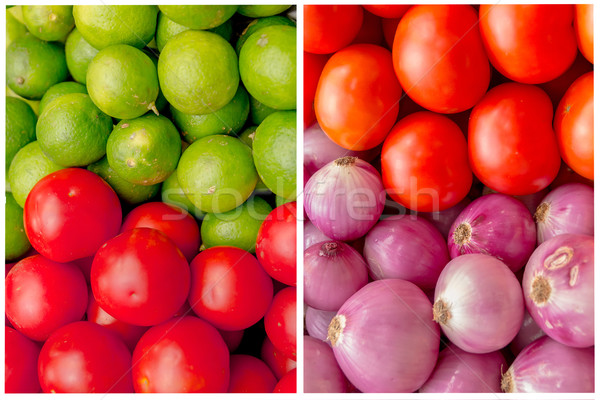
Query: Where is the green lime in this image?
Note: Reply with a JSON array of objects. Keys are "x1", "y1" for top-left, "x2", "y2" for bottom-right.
[
  {"x1": 6, "y1": 34, "x2": 68, "y2": 100},
  {"x1": 158, "y1": 30, "x2": 239, "y2": 115},
  {"x1": 6, "y1": 96, "x2": 37, "y2": 171},
  {"x1": 141, "y1": 49, "x2": 168, "y2": 113},
  {"x1": 8, "y1": 141, "x2": 65, "y2": 207},
  {"x1": 210, "y1": 19, "x2": 233, "y2": 43},
  {"x1": 22, "y1": 5, "x2": 74, "y2": 41},
  {"x1": 177, "y1": 135, "x2": 258, "y2": 213},
  {"x1": 64, "y1": 27, "x2": 98, "y2": 84},
  {"x1": 235, "y1": 15, "x2": 295, "y2": 54},
  {"x1": 88, "y1": 157, "x2": 160, "y2": 204},
  {"x1": 276, "y1": 194, "x2": 294, "y2": 207},
  {"x1": 87, "y1": 44, "x2": 159, "y2": 119},
  {"x1": 7, "y1": 6, "x2": 24, "y2": 23},
  {"x1": 73, "y1": 5, "x2": 158, "y2": 49},
  {"x1": 156, "y1": 12, "x2": 233, "y2": 52},
  {"x1": 7, "y1": 9, "x2": 28, "y2": 48},
  {"x1": 38, "y1": 81, "x2": 87, "y2": 115},
  {"x1": 5, "y1": 191, "x2": 31, "y2": 260},
  {"x1": 238, "y1": 5, "x2": 292, "y2": 18},
  {"x1": 237, "y1": 125, "x2": 272, "y2": 195},
  {"x1": 253, "y1": 111, "x2": 296, "y2": 199},
  {"x1": 161, "y1": 170, "x2": 205, "y2": 220},
  {"x1": 201, "y1": 195, "x2": 272, "y2": 253},
  {"x1": 158, "y1": 5, "x2": 237, "y2": 29},
  {"x1": 250, "y1": 95, "x2": 277, "y2": 125},
  {"x1": 172, "y1": 86, "x2": 249, "y2": 143},
  {"x1": 106, "y1": 114, "x2": 181, "y2": 185},
  {"x1": 6, "y1": 87, "x2": 40, "y2": 115},
  {"x1": 36, "y1": 93, "x2": 113, "y2": 167}
]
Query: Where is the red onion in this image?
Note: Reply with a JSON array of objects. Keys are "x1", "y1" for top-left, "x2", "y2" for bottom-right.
[
  {"x1": 363, "y1": 215, "x2": 449, "y2": 290},
  {"x1": 522, "y1": 233, "x2": 593, "y2": 348},
  {"x1": 416, "y1": 196, "x2": 471, "y2": 237},
  {"x1": 304, "y1": 336, "x2": 347, "y2": 393},
  {"x1": 482, "y1": 186, "x2": 549, "y2": 216},
  {"x1": 501, "y1": 336, "x2": 594, "y2": 393},
  {"x1": 534, "y1": 183, "x2": 594, "y2": 244},
  {"x1": 305, "y1": 306, "x2": 336, "y2": 343},
  {"x1": 305, "y1": 157, "x2": 385, "y2": 241},
  {"x1": 448, "y1": 194, "x2": 536, "y2": 272},
  {"x1": 304, "y1": 241, "x2": 368, "y2": 311},
  {"x1": 304, "y1": 122, "x2": 377, "y2": 176},
  {"x1": 328, "y1": 279, "x2": 439, "y2": 392},
  {"x1": 433, "y1": 254, "x2": 524, "y2": 353},
  {"x1": 304, "y1": 221, "x2": 331, "y2": 250},
  {"x1": 419, "y1": 343, "x2": 506, "y2": 393},
  {"x1": 509, "y1": 309, "x2": 546, "y2": 356}
]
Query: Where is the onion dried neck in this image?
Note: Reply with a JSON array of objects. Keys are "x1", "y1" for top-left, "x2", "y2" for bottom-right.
[
  {"x1": 334, "y1": 156, "x2": 357, "y2": 167},
  {"x1": 453, "y1": 222, "x2": 472, "y2": 246},
  {"x1": 327, "y1": 314, "x2": 346, "y2": 347},
  {"x1": 534, "y1": 202, "x2": 550, "y2": 223},
  {"x1": 530, "y1": 275, "x2": 551, "y2": 305},
  {"x1": 319, "y1": 242, "x2": 340, "y2": 257},
  {"x1": 500, "y1": 369, "x2": 515, "y2": 393},
  {"x1": 432, "y1": 299, "x2": 451, "y2": 325}
]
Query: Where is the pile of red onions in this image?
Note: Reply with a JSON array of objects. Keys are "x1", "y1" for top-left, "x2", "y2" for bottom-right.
[{"x1": 304, "y1": 336, "x2": 346, "y2": 393}]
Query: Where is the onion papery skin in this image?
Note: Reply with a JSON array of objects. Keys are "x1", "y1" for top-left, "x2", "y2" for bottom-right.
[
  {"x1": 306, "y1": 306, "x2": 336, "y2": 343},
  {"x1": 329, "y1": 279, "x2": 439, "y2": 393},
  {"x1": 363, "y1": 215, "x2": 449, "y2": 290},
  {"x1": 482, "y1": 186, "x2": 549, "y2": 216},
  {"x1": 304, "y1": 336, "x2": 347, "y2": 393},
  {"x1": 433, "y1": 254, "x2": 524, "y2": 353},
  {"x1": 501, "y1": 336, "x2": 594, "y2": 393},
  {"x1": 522, "y1": 233, "x2": 594, "y2": 348},
  {"x1": 305, "y1": 157, "x2": 385, "y2": 241},
  {"x1": 304, "y1": 241, "x2": 368, "y2": 311},
  {"x1": 448, "y1": 193, "x2": 536, "y2": 272},
  {"x1": 416, "y1": 196, "x2": 471, "y2": 237},
  {"x1": 419, "y1": 343, "x2": 506, "y2": 393},
  {"x1": 509, "y1": 309, "x2": 546, "y2": 356},
  {"x1": 304, "y1": 221, "x2": 331, "y2": 250},
  {"x1": 534, "y1": 183, "x2": 594, "y2": 244}
]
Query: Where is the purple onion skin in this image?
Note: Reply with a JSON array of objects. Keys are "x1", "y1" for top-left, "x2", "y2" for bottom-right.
[
  {"x1": 447, "y1": 193, "x2": 536, "y2": 272},
  {"x1": 304, "y1": 241, "x2": 369, "y2": 311},
  {"x1": 305, "y1": 157, "x2": 385, "y2": 241},
  {"x1": 304, "y1": 336, "x2": 348, "y2": 393},
  {"x1": 416, "y1": 197, "x2": 471, "y2": 237},
  {"x1": 433, "y1": 254, "x2": 524, "y2": 354},
  {"x1": 363, "y1": 215, "x2": 449, "y2": 290},
  {"x1": 305, "y1": 306, "x2": 337, "y2": 343},
  {"x1": 522, "y1": 234, "x2": 594, "y2": 348},
  {"x1": 304, "y1": 122, "x2": 378, "y2": 176},
  {"x1": 482, "y1": 186, "x2": 549, "y2": 216},
  {"x1": 502, "y1": 336, "x2": 594, "y2": 393},
  {"x1": 534, "y1": 183, "x2": 594, "y2": 244},
  {"x1": 509, "y1": 309, "x2": 546, "y2": 357},
  {"x1": 329, "y1": 279, "x2": 440, "y2": 393},
  {"x1": 419, "y1": 343, "x2": 506, "y2": 393},
  {"x1": 304, "y1": 221, "x2": 331, "y2": 250}
]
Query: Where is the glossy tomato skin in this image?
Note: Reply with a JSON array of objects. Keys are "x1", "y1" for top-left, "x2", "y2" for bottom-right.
[
  {"x1": 304, "y1": 52, "x2": 330, "y2": 128},
  {"x1": 38, "y1": 321, "x2": 133, "y2": 393},
  {"x1": 363, "y1": 5, "x2": 411, "y2": 18},
  {"x1": 304, "y1": 5, "x2": 363, "y2": 54},
  {"x1": 264, "y1": 287, "x2": 296, "y2": 361},
  {"x1": 315, "y1": 44, "x2": 402, "y2": 150},
  {"x1": 479, "y1": 5, "x2": 577, "y2": 84},
  {"x1": 91, "y1": 228, "x2": 190, "y2": 326},
  {"x1": 538, "y1": 53, "x2": 593, "y2": 110},
  {"x1": 351, "y1": 9, "x2": 384, "y2": 46},
  {"x1": 5, "y1": 326, "x2": 41, "y2": 393},
  {"x1": 261, "y1": 336, "x2": 297, "y2": 379},
  {"x1": 554, "y1": 72, "x2": 594, "y2": 180},
  {"x1": 219, "y1": 329, "x2": 244, "y2": 353},
  {"x1": 393, "y1": 5, "x2": 490, "y2": 114},
  {"x1": 120, "y1": 202, "x2": 200, "y2": 262},
  {"x1": 273, "y1": 368, "x2": 296, "y2": 393},
  {"x1": 575, "y1": 4, "x2": 593, "y2": 64},
  {"x1": 24, "y1": 168, "x2": 122, "y2": 263},
  {"x1": 381, "y1": 112, "x2": 472, "y2": 212},
  {"x1": 188, "y1": 246, "x2": 273, "y2": 331},
  {"x1": 381, "y1": 18, "x2": 400, "y2": 50},
  {"x1": 228, "y1": 354, "x2": 277, "y2": 393},
  {"x1": 469, "y1": 83, "x2": 561, "y2": 195},
  {"x1": 256, "y1": 202, "x2": 297, "y2": 286},
  {"x1": 132, "y1": 316, "x2": 230, "y2": 393},
  {"x1": 5, "y1": 255, "x2": 87, "y2": 341}
]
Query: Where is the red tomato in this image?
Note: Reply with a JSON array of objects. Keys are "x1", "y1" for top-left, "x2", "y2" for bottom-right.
[
  {"x1": 381, "y1": 17, "x2": 400, "y2": 49},
  {"x1": 575, "y1": 4, "x2": 593, "y2": 64},
  {"x1": 132, "y1": 316, "x2": 229, "y2": 393},
  {"x1": 72, "y1": 255, "x2": 94, "y2": 283},
  {"x1": 264, "y1": 287, "x2": 296, "y2": 361},
  {"x1": 86, "y1": 293, "x2": 148, "y2": 352},
  {"x1": 363, "y1": 4, "x2": 412, "y2": 18},
  {"x1": 120, "y1": 202, "x2": 200, "y2": 262},
  {"x1": 228, "y1": 354, "x2": 277, "y2": 393},
  {"x1": 273, "y1": 368, "x2": 296, "y2": 393},
  {"x1": 5, "y1": 255, "x2": 87, "y2": 341},
  {"x1": 38, "y1": 321, "x2": 133, "y2": 393},
  {"x1": 5, "y1": 326, "x2": 41, "y2": 393},
  {"x1": 469, "y1": 83, "x2": 561, "y2": 195},
  {"x1": 219, "y1": 329, "x2": 244, "y2": 353},
  {"x1": 24, "y1": 168, "x2": 122, "y2": 263},
  {"x1": 188, "y1": 246, "x2": 273, "y2": 331},
  {"x1": 315, "y1": 44, "x2": 401, "y2": 150},
  {"x1": 304, "y1": 5, "x2": 363, "y2": 54},
  {"x1": 550, "y1": 163, "x2": 594, "y2": 190},
  {"x1": 91, "y1": 228, "x2": 190, "y2": 326},
  {"x1": 261, "y1": 336, "x2": 297, "y2": 379},
  {"x1": 554, "y1": 72, "x2": 594, "y2": 180},
  {"x1": 352, "y1": 9, "x2": 384, "y2": 46},
  {"x1": 256, "y1": 202, "x2": 297, "y2": 286},
  {"x1": 393, "y1": 5, "x2": 490, "y2": 113},
  {"x1": 538, "y1": 53, "x2": 593, "y2": 110},
  {"x1": 381, "y1": 112, "x2": 472, "y2": 212},
  {"x1": 479, "y1": 5, "x2": 577, "y2": 84},
  {"x1": 304, "y1": 52, "x2": 329, "y2": 128}
]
